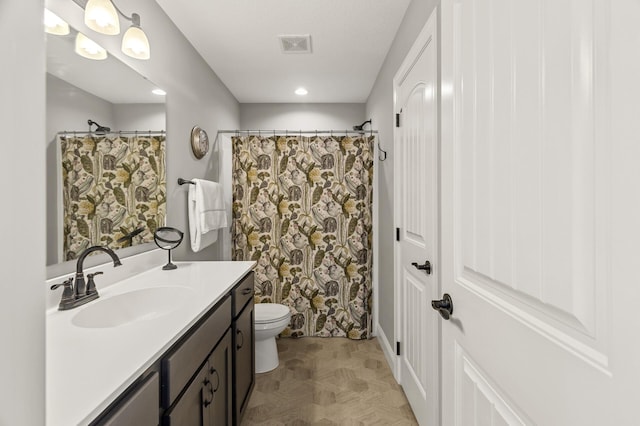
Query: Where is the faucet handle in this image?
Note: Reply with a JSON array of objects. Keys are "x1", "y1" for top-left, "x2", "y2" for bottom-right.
[
  {"x1": 87, "y1": 271, "x2": 104, "y2": 279},
  {"x1": 50, "y1": 277, "x2": 73, "y2": 291},
  {"x1": 51, "y1": 278, "x2": 75, "y2": 309},
  {"x1": 86, "y1": 271, "x2": 103, "y2": 296}
]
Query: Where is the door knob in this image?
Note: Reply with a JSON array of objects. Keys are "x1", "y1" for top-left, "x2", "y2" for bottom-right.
[
  {"x1": 431, "y1": 293, "x2": 453, "y2": 320},
  {"x1": 411, "y1": 260, "x2": 432, "y2": 274}
]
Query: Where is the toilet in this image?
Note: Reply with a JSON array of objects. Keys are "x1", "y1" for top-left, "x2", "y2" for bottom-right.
[{"x1": 254, "y1": 303, "x2": 291, "y2": 373}]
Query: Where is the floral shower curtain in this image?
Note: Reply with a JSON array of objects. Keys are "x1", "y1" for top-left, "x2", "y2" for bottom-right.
[
  {"x1": 61, "y1": 134, "x2": 166, "y2": 261},
  {"x1": 232, "y1": 134, "x2": 374, "y2": 339}
]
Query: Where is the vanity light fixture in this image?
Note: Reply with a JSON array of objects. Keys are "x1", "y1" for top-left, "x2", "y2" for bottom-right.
[
  {"x1": 84, "y1": 0, "x2": 120, "y2": 35},
  {"x1": 44, "y1": 9, "x2": 70, "y2": 35},
  {"x1": 84, "y1": 0, "x2": 151, "y2": 60},
  {"x1": 121, "y1": 13, "x2": 150, "y2": 60},
  {"x1": 295, "y1": 87, "x2": 308, "y2": 96},
  {"x1": 152, "y1": 88, "x2": 167, "y2": 96},
  {"x1": 75, "y1": 32, "x2": 108, "y2": 60}
]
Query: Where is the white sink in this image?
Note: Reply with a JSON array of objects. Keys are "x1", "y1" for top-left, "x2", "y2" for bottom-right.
[{"x1": 72, "y1": 286, "x2": 193, "y2": 328}]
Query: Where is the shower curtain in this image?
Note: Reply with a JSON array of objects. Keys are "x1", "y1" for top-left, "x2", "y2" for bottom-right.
[
  {"x1": 232, "y1": 134, "x2": 374, "y2": 339},
  {"x1": 60, "y1": 134, "x2": 166, "y2": 261}
]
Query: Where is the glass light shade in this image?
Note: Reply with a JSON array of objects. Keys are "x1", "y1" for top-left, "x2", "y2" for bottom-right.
[
  {"x1": 75, "y1": 33, "x2": 108, "y2": 60},
  {"x1": 84, "y1": 0, "x2": 120, "y2": 35},
  {"x1": 44, "y1": 9, "x2": 70, "y2": 35},
  {"x1": 122, "y1": 26, "x2": 150, "y2": 60}
]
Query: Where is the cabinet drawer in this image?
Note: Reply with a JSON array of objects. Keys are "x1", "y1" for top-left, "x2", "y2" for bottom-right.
[
  {"x1": 98, "y1": 372, "x2": 159, "y2": 426},
  {"x1": 162, "y1": 296, "x2": 231, "y2": 408},
  {"x1": 232, "y1": 272, "x2": 254, "y2": 317}
]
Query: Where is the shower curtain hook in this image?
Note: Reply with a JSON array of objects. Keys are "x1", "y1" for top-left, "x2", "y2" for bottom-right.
[{"x1": 378, "y1": 141, "x2": 388, "y2": 162}]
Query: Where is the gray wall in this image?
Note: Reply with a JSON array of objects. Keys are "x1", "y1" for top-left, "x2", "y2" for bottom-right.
[
  {"x1": 46, "y1": 74, "x2": 116, "y2": 141},
  {"x1": 114, "y1": 103, "x2": 166, "y2": 131},
  {"x1": 0, "y1": 1, "x2": 46, "y2": 424},
  {"x1": 45, "y1": 0, "x2": 241, "y2": 268},
  {"x1": 240, "y1": 103, "x2": 365, "y2": 129},
  {"x1": 366, "y1": 0, "x2": 439, "y2": 344}
]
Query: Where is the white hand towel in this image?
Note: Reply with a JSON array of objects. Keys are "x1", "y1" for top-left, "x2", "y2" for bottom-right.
[{"x1": 188, "y1": 179, "x2": 228, "y2": 252}]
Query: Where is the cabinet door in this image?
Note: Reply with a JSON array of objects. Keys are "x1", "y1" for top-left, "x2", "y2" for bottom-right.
[
  {"x1": 233, "y1": 302, "x2": 254, "y2": 424},
  {"x1": 98, "y1": 372, "x2": 159, "y2": 426},
  {"x1": 209, "y1": 330, "x2": 233, "y2": 426},
  {"x1": 162, "y1": 363, "x2": 209, "y2": 426}
]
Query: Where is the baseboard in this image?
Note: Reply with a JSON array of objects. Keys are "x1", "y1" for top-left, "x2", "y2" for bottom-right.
[{"x1": 375, "y1": 323, "x2": 399, "y2": 381}]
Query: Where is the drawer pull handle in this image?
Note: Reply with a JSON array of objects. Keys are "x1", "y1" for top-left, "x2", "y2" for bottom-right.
[
  {"x1": 202, "y1": 378, "x2": 213, "y2": 407},
  {"x1": 241, "y1": 288, "x2": 252, "y2": 295},
  {"x1": 236, "y1": 329, "x2": 244, "y2": 349},
  {"x1": 210, "y1": 368, "x2": 220, "y2": 393}
]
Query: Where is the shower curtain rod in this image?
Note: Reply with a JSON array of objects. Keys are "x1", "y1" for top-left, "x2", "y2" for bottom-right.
[
  {"x1": 217, "y1": 129, "x2": 378, "y2": 135},
  {"x1": 57, "y1": 130, "x2": 166, "y2": 136}
]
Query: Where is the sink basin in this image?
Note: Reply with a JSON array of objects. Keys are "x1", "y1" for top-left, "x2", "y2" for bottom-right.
[{"x1": 72, "y1": 286, "x2": 193, "y2": 328}]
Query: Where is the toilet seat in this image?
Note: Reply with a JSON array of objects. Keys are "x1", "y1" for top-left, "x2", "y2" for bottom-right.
[{"x1": 255, "y1": 303, "x2": 290, "y2": 324}]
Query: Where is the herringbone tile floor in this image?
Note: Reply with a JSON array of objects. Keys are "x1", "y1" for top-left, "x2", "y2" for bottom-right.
[{"x1": 242, "y1": 337, "x2": 418, "y2": 425}]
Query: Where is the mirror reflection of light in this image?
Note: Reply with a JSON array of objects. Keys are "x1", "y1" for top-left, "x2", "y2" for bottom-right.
[
  {"x1": 75, "y1": 33, "x2": 108, "y2": 61},
  {"x1": 152, "y1": 89, "x2": 166, "y2": 96},
  {"x1": 84, "y1": 0, "x2": 120, "y2": 35},
  {"x1": 44, "y1": 9, "x2": 69, "y2": 35},
  {"x1": 295, "y1": 87, "x2": 308, "y2": 96}
]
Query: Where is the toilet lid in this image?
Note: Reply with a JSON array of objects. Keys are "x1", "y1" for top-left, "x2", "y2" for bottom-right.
[{"x1": 255, "y1": 303, "x2": 291, "y2": 323}]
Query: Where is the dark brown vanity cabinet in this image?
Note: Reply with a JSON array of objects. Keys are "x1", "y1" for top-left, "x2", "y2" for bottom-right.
[
  {"x1": 92, "y1": 271, "x2": 255, "y2": 426},
  {"x1": 160, "y1": 272, "x2": 255, "y2": 426},
  {"x1": 162, "y1": 331, "x2": 232, "y2": 426},
  {"x1": 231, "y1": 271, "x2": 255, "y2": 424}
]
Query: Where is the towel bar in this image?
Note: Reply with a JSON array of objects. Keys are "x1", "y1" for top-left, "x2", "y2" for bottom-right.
[{"x1": 178, "y1": 178, "x2": 195, "y2": 185}]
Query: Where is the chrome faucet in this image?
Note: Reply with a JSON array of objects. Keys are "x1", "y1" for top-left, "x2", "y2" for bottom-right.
[{"x1": 50, "y1": 245, "x2": 122, "y2": 310}]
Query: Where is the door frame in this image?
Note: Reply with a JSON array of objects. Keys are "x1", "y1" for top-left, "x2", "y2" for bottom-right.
[{"x1": 392, "y1": 7, "x2": 441, "y2": 423}]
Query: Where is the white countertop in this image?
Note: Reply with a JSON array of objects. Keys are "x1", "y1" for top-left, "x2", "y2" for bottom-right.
[{"x1": 46, "y1": 261, "x2": 255, "y2": 426}]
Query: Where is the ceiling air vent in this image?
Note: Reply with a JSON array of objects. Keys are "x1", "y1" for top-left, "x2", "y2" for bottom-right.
[{"x1": 278, "y1": 35, "x2": 312, "y2": 54}]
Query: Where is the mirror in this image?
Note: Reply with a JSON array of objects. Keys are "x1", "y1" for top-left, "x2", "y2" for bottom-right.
[{"x1": 45, "y1": 18, "x2": 167, "y2": 274}]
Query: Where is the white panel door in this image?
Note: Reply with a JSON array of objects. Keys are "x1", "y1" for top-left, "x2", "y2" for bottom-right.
[
  {"x1": 440, "y1": 0, "x2": 640, "y2": 424},
  {"x1": 394, "y1": 10, "x2": 439, "y2": 425}
]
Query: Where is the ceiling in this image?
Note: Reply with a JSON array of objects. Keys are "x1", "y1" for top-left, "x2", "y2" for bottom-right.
[{"x1": 155, "y1": 0, "x2": 412, "y2": 103}]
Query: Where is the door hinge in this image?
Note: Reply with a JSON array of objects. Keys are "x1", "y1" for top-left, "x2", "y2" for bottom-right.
[
  {"x1": 396, "y1": 227, "x2": 400, "y2": 241},
  {"x1": 395, "y1": 113, "x2": 400, "y2": 128},
  {"x1": 396, "y1": 342, "x2": 401, "y2": 356}
]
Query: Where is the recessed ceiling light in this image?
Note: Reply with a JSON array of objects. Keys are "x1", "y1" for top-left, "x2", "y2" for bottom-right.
[
  {"x1": 152, "y1": 89, "x2": 166, "y2": 96},
  {"x1": 295, "y1": 87, "x2": 308, "y2": 96}
]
